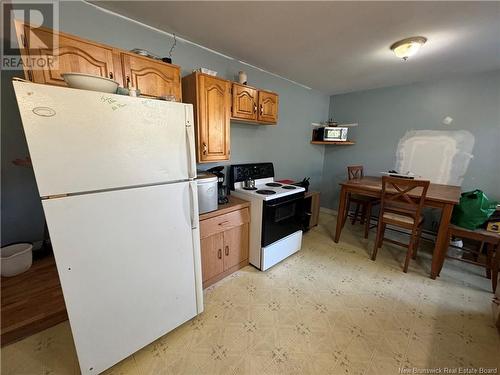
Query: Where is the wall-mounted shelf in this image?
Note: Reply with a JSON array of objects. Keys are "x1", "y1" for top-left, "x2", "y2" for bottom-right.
[{"x1": 310, "y1": 140, "x2": 356, "y2": 145}]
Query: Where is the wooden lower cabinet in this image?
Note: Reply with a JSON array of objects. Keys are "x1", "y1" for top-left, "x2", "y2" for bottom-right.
[
  {"x1": 223, "y1": 225, "x2": 249, "y2": 269},
  {"x1": 199, "y1": 199, "x2": 250, "y2": 288},
  {"x1": 200, "y1": 233, "x2": 225, "y2": 282}
]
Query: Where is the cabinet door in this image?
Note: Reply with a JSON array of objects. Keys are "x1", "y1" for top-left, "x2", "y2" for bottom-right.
[
  {"x1": 223, "y1": 224, "x2": 249, "y2": 270},
  {"x1": 257, "y1": 91, "x2": 279, "y2": 124},
  {"x1": 232, "y1": 83, "x2": 258, "y2": 121},
  {"x1": 198, "y1": 75, "x2": 231, "y2": 162},
  {"x1": 121, "y1": 53, "x2": 181, "y2": 100},
  {"x1": 18, "y1": 24, "x2": 116, "y2": 86},
  {"x1": 200, "y1": 232, "x2": 224, "y2": 283}
]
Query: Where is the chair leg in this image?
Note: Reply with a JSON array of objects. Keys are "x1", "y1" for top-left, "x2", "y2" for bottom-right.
[
  {"x1": 364, "y1": 203, "x2": 372, "y2": 239},
  {"x1": 412, "y1": 225, "x2": 423, "y2": 260},
  {"x1": 403, "y1": 243, "x2": 413, "y2": 273},
  {"x1": 378, "y1": 224, "x2": 386, "y2": 248},
  {"x1": 403, "y1": 230, "x2": 418, "y2": 273},
  {"x1": 352, "y1": 203, "x2": 360, "y2": 225},
  {"x1": 360, "y1": 204, "x2": 367, "y2": 225},
  {"x1": 475, "y1": 241, "x2": 484, "y2": 262},
  {"x1": 372, "y1": 219, "x2": 384, "y2": 261},
  {"x1": 486, "y1": 243, "x2": 492, "y2": 279}
]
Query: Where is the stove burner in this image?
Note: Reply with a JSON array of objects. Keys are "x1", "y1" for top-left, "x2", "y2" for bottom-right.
[
  {"x1": 266, "y1": 182, "x2": 282, "y2": 187},
  {"x1": 282, "y1": 185, "x2": 296, "y2": 190},
  {"x1": 242, "y1": 187, "x2": 257, "y2": 191},
  {"x1": 256, "y1": 189, "x2": 277, "y2": 195}
]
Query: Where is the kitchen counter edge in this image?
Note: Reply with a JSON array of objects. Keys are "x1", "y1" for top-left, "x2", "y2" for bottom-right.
[{"x1": 199, "y1": 196, "x2": 250, "y2": 221}]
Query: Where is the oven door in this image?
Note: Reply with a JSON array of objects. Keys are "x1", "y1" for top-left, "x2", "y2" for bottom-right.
[{"x1": 261, "y1": 192, "x2": 305, "y2": 247}]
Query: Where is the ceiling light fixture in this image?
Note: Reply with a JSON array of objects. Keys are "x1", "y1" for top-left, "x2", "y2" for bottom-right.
[{"x1": 390, "y1": 36, "x2": 427, "y2": 61}]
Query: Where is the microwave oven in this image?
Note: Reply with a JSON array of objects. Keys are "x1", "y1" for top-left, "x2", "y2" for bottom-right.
[{"x1": 313, "y1": 126, "x2": 349, "y2": 142}]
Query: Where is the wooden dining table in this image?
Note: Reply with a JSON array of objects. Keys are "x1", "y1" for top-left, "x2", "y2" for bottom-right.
[{"x1": 334, "y1": 176, "x2": 461, "y2": 279}]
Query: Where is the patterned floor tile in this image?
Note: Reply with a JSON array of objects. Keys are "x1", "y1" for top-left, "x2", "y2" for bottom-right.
[{"x1": 1, "y1": 212, "x2": 499, "y2": 374}]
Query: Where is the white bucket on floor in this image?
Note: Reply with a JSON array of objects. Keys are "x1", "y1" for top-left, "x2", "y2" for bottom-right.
[{"x1": 1, "y1": 243, "x2": 33, "y2": 277}]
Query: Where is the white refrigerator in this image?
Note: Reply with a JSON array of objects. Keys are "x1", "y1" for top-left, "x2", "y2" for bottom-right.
[{"x1": 13, "y1": 81, "x2": 203, "y2": 375}]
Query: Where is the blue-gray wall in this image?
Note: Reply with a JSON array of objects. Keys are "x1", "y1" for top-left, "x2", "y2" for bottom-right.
[
  {"x1": 1, "y1": 1, "x2": 329, "y2": 245},
  {"x1": 321, "y1": 70, "x2": 500, "y2": 210}
]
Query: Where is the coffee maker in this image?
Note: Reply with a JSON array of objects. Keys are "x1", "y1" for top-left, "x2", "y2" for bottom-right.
[{"x1": 207, "y1": 166, "x2": 229, "y2": 204}]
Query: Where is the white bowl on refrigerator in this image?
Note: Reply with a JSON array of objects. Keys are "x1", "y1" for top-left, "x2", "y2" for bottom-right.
[{"x1": 62, "y1": 72, "x2": 119, "y2": 93}]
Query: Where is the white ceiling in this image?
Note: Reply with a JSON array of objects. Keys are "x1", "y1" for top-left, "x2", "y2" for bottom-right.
[{"x1": 92, "y1": 1, "x2": 500, "y2": 94}]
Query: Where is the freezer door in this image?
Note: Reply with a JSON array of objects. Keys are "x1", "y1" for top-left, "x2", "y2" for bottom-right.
[
  {"x1": 42, "y1": 182, "x2": 202, "y2": 375},
  {"x1": 13, "y1": 81, "x2": 196, "y2": 197}
]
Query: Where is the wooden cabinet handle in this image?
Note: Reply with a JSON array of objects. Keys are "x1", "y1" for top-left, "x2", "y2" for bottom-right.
[
  {"x1": 202, "y1": 142, "x2": 208, "y2": 155},
  {"x1": 217, "y1": 249, "x2": 222, "y2": 259},
  {"x1": 260, "y1": 104, "x2": 263, "y2": 115},
  {"x1": 109, "y1": 72, "x2": 114, "y2": 79},
  {"x1": 218, "y1": 220, "x2": 229, "y2": 226},
  {"x1": 225, "y1": 246, "x2": 229, "y2": 256},
  {"x1": 126, "y1": 75, "x2": 131, "y2": 88},
  {"x1": 253, "y1": 103, "x2": 257, "y2": 113}
]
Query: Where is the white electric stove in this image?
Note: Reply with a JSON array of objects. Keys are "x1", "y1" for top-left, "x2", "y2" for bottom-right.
[
  {"x1": 233, "y1": 177, "x2": 304, "y2": 200},
  {"x1": 229, "y1": 163, "x2": 306, "y2": 271}
]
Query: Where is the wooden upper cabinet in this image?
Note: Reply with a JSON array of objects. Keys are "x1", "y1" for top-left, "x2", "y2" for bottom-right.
[
  {"x1": 16, "y1": 22, "x2": 117, "y2": 87},
  {"x1": 230, "y1": 82, "x2": 279, "y2": 125},
  {"x1": 198, "y1": 75, "x2": 231, "y2": 162},
  {"x1": 121, "y1": 53, "x2": 181, "y2": 100},
  {"x1": 258, "y1": 90, "x2": 279, "y2": 124},
  {"x1": 15, "y1": 22, "x2": 182, "y2": 99},
  {"x1": 182, "y1": 72, "x2": 231, "y2": 163},
  {"x1": 232, "y1": 83, "x2": 258, "y2": 121}
]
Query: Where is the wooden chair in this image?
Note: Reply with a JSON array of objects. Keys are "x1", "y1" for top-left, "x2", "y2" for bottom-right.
[
  {"x1": 442, "y1": 225, "x2": 500, "y2": 292},
  {"x1": 343, "y1": 166, "x2": 379, "y2": 238},
  {"x1": 371, "y1": 176, "x2": 430, "y2": 273}
]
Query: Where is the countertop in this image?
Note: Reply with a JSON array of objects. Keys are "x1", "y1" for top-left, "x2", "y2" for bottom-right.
[{"x1": 199, "y1": 196, "x2": 250, "y2": 221}]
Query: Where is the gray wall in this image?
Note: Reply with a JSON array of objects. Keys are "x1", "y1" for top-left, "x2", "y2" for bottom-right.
[
  {"x1": 1, "y1": 1, "x2": 329, "y2": 245},
  {"x1": 321, "y1": 70, "x2": 500, "y2": 210}
]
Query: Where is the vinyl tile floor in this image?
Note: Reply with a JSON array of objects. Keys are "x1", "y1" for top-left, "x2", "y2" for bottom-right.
[{"x1": 2, "y1": 213, "x2": 499, "y2": 375}]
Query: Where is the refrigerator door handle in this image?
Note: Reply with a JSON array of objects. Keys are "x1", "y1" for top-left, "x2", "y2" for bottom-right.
[
  {"x1": 185, "y1": 106, "x2": 196, "y2": 179},
  {"x1": 189, "y1": 181, "x2": 199, "y2": 230}
]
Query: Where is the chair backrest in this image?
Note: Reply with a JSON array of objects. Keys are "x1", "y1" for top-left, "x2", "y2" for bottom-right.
[
  {"x1": 347, "y1": 165, "x2": 364, "y2": 180},
  {"x1": 380, "y1": 176, "x2": 430, "y2": 225}
]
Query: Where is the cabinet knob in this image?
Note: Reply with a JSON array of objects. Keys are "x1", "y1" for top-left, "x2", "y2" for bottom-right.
[
  {"x1": 126, "y1": 75, "x2": 131, "y2": 88},
  {"x1": 109, "y1": 72, "x2": 114, "y2": 79},
  {"x1": 253, "y1": 103, "x2": 257, "y2": 113},
  {"x1": 260, "y1": 104, "x2": 263, "y2": 115},
  {"x1": 225, "y1": 246, "x2": 229, "y2": 256},
  {"x1": 217, "y1": 249, "x2": 222, "y2": 259},
  {"x1": 202, "y1": 142, "x2": 208, "y2": 155}
]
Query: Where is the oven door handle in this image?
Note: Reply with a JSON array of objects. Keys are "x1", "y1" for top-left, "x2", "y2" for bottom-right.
[{"x1": 265, "y1": 196, "x2": 304, "y2": 208}]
